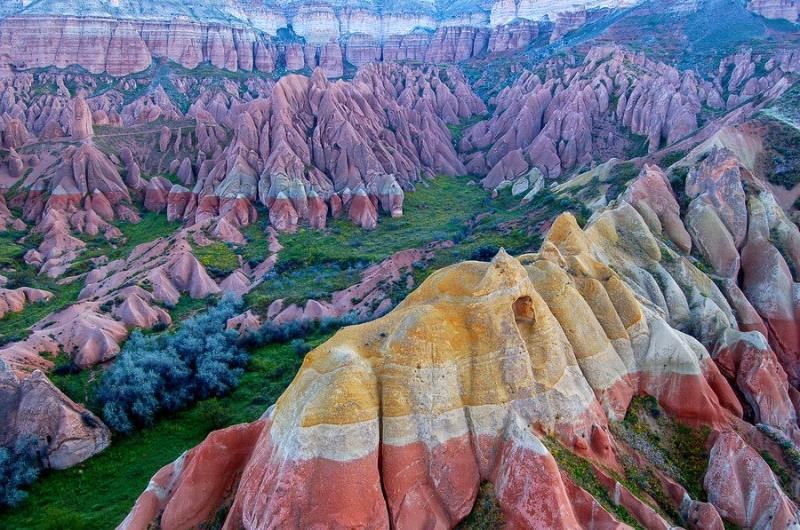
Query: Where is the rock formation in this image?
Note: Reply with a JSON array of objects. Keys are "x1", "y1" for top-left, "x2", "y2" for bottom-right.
[
  {"x1": 189, "y1": 63, "x2": 482, "y2": 232},
  {"x1": 0, "y1": 286, "x2": 52, "y2": 319},
  {"x1": 0, "y1": 1, "x2": 641, "y2": 78},
  {"x1": 0, "y1": 361, "x2": 110, "y2": 470},
  {"x1": 461, "y1": 46, "x2": 796, "y2": 186},
  {"x1": 747, "y1": 0, "x2": 799, "y2": 22},
  {"x1": 121, "y1": 120, "x2": 800, "y2": 527},
  {"x1": 122, "y1": 207, "x2": 790, "y2": 529}
]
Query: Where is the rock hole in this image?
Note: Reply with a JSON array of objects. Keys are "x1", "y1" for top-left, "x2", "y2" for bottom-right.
[{"x1": 513, "y1": 296, "x2": 535, "y2": 323}]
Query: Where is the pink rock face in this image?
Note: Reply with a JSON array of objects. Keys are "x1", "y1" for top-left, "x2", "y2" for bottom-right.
[
  {"x1": 369, "y1": 174, "x2": 404, "y2": 218},
  {"x1": 105, "y1": 22, "x2": 152, "y2": 76},
  {"x1": 285, "y1": 43, "x2": 305, "y2": 71},
  {"x1": 482, "y1": 149, "x2": 529, "y2": 188},
  {"x1": 551, "y1": 9, "x2": 588, "y2": 42},
  {"x1": 462, "y1": 45, "x2": 788, "y2": 184},
  {"x1": 226, "y1": 310, "x2": 261, "y2": 334},
  {"x1": 176, "y1": 157, "x2": 195, "y2": 186},
  {"x1": 488, "y1": 20, "x2": 540, "y2": 53},
  {"x1": 220, "y1": 269, "x2": 252, "y2": 297},
  {"x1": 113, "y1": 292, "x2": 171, "y2": 330},
  {"x1": 268, "y1": 193, "x2": 299, "y2": 233},
  {"x1": 318, "y1": 41, "x2": 343, "y2": 78},
  {"x1": 348, "y1": 188, "x2": 378, "y2": 230},
  {"x1": 188, "y1": 62, "x2": 479, "y2": 232},
  {"x1": 0, "y1": 286, "x2": 53, "y2": 319},
  {"x1": 166, "y1": 185, "x2": 194, "y2": 222},
  {"x1": 306, "y1": 190, "x2": 328, "y2": 229},
  {"x1": 6, "y1": 148, "x2": 24, "y2": 178},
  {"x1": 685, "y1": 148, "x2": 748, "y2": 249},
  {"x1": 158, "y1": 126, "x2": 171, "y2": 152},
  {"x1": 705, "y1": 430, "x2": 799, "y2": 528},
  {"x1": 211, "y1": 217, "x2": 246, "y2": 244},
  {"x1": 144, "y1": 176, "x2": 173, "y2": 212},
  {"x1": 746, "y1": 0, "x2": 799, "y2": 22},
  {"x1": 714, "y1": 330, "x2": 800, "y2": 442},
  {"x1": 1, "y1": 118, "x2": 29, "y2": 149},
  {"x1": 685, "y1": 200, "x2": 740, "y2": 278},
  {"x1": 344, "y1": 34, "x2": 380, "y2": 66},
  {"x1": 623, "y1": 164, "x2": 692, "y2": 253},
  {"x1": 168, "y1": 252, "x2": 222, "y2": 300},
  {"x1": 119, "y1": 421, "x2": 266, "y2": 530},
  {"x1": 70, "y1": 96, "x2": 94, "y2": 140},
  {"x1": 739, "y1": 196, "x2": 800, "y2": 386},
  {"x1": 0, "y1": 364, "x2": 110, "y2": 470}
]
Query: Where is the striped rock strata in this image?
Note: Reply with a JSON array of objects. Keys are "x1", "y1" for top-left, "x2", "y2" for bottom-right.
[{"x1": 122, "y1": 212, "x2": 747, "y2": 529}]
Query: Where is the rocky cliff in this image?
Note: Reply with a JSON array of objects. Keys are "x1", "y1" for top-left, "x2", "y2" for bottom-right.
[{"x1": 747, "y1": 0, "x2": 799, "y2": 22}]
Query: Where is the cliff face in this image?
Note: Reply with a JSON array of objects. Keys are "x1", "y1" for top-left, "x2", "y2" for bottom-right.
[
  {"x1": 0, "y1": 0, "x2": 634, "y2": 44},
  {"x1": 0, "y1": 15, "x2": 527, "y2": 77},
  {"x1": 0, "y1": 0, "x2": 663, "y2": 78},
  {"x1": 747, "y1": 0, "x2": 800, "y2": 21}
]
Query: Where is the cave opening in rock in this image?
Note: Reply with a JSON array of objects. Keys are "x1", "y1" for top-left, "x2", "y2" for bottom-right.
[{"x1": 513, "y1": 296, "x2": 535, "y2": 323}]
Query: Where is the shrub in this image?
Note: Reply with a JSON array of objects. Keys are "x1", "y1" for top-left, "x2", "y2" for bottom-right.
[
  {"x1": 660, "y1": 150, "x2": 687, "y2": 168},
  {"x1": 199, "y1": 398, "x2": 231, "y2": 431},
  {"x1": 290, "y1": 338, "x2": 311, "y2": 357},
  {"x1": 98, "y1": 296, "x2": 246, "y2": 433},
  {"x1": 470, "y1": 245, "x2": 500, "y2": 261},
  {"x1": 241, "y1": 313, "x2": 362, "y2": 349},
  {"x1": 0, "y1": 437, "x2": 42, "y2": 508}
]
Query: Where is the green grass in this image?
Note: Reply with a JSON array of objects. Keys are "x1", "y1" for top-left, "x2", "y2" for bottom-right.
[
  {"x1": 0, "y1": 212, "x2": 180, "y2": 342},
  {"x1": 165, "y1": 295, "x2": 216, "y2": 323},
  {"x1": 0, "y1": 229, "x2": 26, "y2": 269},
  {"x1": 605, "y1": 161, "x2": 641, "y2": 203},
  {"x1": 191, "y1": 242, "x2": 240, "y2": 278},
  {"x1": 616, "y1": 396, "x2": 711, "y2": 502},
  {"x1": 542, "y1": 436, "x2": 643, "y2": 529},
  {"x1": 239, "y1": 223, "x2": 271, "y2": 264},
  {"x1": 70, "y1": 212, "x2": 180, "y2": 272},
  {"x1": 456, "y1": 482, "x2": 505, "y2": 529},
  {"x1": 761, "y1": 450, "x2": 793, "y2": 494},
  {"x1": 0, "y1": 282, "x2": 82, "y2": 343},
  {"x1": 244, "y1": 175, "x2": 556, "y2": 313},
  {"x1": 0, "y1": 333, "x2": 330, "y2": 529},
  {"x1": 660, "y1": 150, "x2": 687, "y2": 168},
  {"x1": 626, "y1": 133, "x2": 651, "y2": 159},
  {"x1": 116, "y1": 212, "x2": 180, "y2": 253}
]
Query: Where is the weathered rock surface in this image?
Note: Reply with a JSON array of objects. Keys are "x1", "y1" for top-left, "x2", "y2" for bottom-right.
[
  {"x1": 705, "y1": 430, "x2": 800, "y2": 528},
  {"x1": 747, "y1": 0, "x2": 799, "y2": 22},
  {"x1": 0, "y1": 3, "x2": 631, "y2": 77},
  {"x1": 0, "y1": 361, "x2": 109, "y2": 470},
  {"x1": 0, "y1": 286, "x2": 52, "y2": 319}
]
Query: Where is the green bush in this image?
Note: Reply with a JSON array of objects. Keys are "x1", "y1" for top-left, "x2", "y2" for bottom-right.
[{"x1": 0, "y1": 438, "x2": 41, "y2": 508}]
